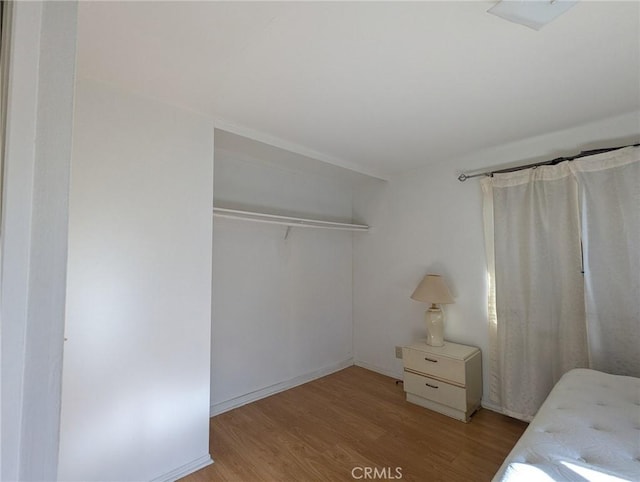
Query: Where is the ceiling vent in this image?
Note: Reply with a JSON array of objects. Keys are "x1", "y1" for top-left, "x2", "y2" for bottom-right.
[{"x1": 488, "y1": 0, "x2": 579, "y2": 30}]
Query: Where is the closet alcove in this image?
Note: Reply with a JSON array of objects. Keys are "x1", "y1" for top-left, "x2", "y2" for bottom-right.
[{"x1": 209, "y1": 129, "x2": 377, "y2": 416}]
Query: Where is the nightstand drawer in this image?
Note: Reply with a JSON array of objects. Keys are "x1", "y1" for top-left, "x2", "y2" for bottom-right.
[
  {"x1": 404, "y1": 371, "x2": 466, "y2": 411},
  {"x1": 402, "y1": 347, "x2": 465, "y2": 385}
]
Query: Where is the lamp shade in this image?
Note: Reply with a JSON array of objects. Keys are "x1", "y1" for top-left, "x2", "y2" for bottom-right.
[{"x1": 411, "y1": 274, "x2": 454, "y2": 304}]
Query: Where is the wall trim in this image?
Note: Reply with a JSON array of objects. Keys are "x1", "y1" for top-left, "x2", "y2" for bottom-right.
[
  {"x1": 354, "y1": 360, "x2": 402, "y2": 380},
  {"x1": 1, "y1": 2, "x2": 77, "y2": 480},
  {"x1": 150, "y1": 455, "x2": 213, "y2": 482},
  {"x1": 1, "y1": 2, "x2": 41, "y2": 478},
  {"x1": 210, "y1": 357, "x2": 354, "y2": 417}
]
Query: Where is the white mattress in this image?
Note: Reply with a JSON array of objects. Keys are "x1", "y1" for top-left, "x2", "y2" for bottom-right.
[{"x1": 493, "y1": 368, "x2": 640, "y2": 482}]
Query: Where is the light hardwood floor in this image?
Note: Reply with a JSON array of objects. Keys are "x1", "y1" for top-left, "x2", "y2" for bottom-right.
[{"x1": 181, "y1": 366, "x2": 526, "y2": 482}]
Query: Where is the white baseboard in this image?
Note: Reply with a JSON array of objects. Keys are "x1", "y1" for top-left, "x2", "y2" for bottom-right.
[
  {"x1": 151, "y1": 454, "x2": 213, "y2": 482},
  {"x1": 210, "y1": 357, "x2": 354, "y2": 417},
  {"x1": 353, "y1": 360, "x2": 402, "y2": 380}
]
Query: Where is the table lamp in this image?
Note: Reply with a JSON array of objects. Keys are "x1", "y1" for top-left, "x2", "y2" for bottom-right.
[{"x1": 411, "y1": 274, "x2": 454, "y2": 346}]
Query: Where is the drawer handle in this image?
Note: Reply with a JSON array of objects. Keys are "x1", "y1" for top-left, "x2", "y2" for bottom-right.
[
  {"x1": 425, "y1": 383, "x2": 439, "y2": 389},
  {"x1": 424, "y1": 357, "x2": 438, "y2": 363}
]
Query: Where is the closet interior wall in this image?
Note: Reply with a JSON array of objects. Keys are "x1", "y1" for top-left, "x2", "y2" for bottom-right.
[{"x1": 210, "y1": 130, "x2": 374, "y2": 415}]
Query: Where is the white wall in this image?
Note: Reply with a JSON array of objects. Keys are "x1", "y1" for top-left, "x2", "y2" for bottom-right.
[
  {"x1": 210, "y1": 137, "x2": 356, "y2": 414},
  {"x1": 1, "y1": 2, "x2": 77, "y2": 480},
  {"x1": 58, "y1": 79, "x2": 214, "y2": 481},
  {"x1": 353, "y1": 111, "x2": 640, "y2": 407}
]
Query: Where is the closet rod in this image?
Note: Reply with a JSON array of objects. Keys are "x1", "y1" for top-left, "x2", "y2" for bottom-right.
[
  {"x1": 212, "y1": 207, "x2": 369, "y2": 231},
  {"x1": 457, "y1": 143, "x2": 640, "y2": 182}
]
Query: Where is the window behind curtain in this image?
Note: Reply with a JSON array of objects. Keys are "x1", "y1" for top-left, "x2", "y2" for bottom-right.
[{"x1": 482, "y1": 146, "x2": 640, "y2": 421}]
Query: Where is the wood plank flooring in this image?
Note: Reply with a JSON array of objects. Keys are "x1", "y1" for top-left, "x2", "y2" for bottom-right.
[{"x1": 181, "y1": 366, "x2": 527, "y2": 482}]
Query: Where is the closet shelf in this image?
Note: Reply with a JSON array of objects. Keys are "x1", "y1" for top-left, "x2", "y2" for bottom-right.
[{"x1": 212, "y1": 207, "x2": 368, "y2": 232}]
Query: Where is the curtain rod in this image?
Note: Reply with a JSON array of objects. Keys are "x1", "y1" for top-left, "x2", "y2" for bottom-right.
[{"x1": 457, "y1": 143, "x2": 640, "y2": 182}]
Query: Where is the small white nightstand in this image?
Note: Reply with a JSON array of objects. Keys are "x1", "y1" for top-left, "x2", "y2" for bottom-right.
[{"x1": 402, "y1": 340, "x2": 482, "y2": 422}]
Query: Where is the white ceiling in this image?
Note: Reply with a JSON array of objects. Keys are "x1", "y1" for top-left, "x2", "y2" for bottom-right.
[{"x1": 77, "y1": 1, "x2": 640, "y2": 179}]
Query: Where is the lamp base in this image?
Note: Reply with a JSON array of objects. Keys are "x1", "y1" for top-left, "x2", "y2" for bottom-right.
[{"x1": 425, "y1": 307, "x2": 444, "y2": 347}]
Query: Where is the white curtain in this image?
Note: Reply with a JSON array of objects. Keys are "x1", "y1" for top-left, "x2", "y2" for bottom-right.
[
  {"x1": 483, "y1": 146, "x2": 640, "y2": 421},
  {"x1": 481, "y1": 164, "x2": 589, "y2": 421},
  {"x1": 572, "y1": 148, "x2": 640, "y2": 377}
]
